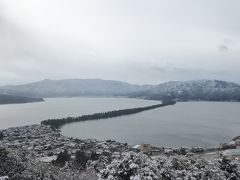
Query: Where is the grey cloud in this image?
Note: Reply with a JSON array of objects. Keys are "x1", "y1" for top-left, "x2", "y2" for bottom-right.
[
  {"x1": 218, "y1": 45, "x2": 229, "y2": 52},
  {"x1": 151, "y1": 63, "x2": 227, "y2": 76},
  {"x1": 0, "y1": 13, "x2": 59, "y2": 85},
  {"x1": 0, "y1": 1, "x2": 240, "y2": 85},
  {"x1": 223, "y1": 38, "x2": 234, "y2": 45}
]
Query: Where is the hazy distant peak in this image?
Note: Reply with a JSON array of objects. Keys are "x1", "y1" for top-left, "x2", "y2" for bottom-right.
[
  {"x1": 158, "y1": 79, "x2": 239, "y2": 88},
  {"x1": 130, "y1": 79, "x2": 240, "y2": 101},
  {"x1": 0, "y1": 79, "x2": 239, "y2": 101},
  {"x1": 0, "y1": 78, "x2": 148, "y2": 98}
]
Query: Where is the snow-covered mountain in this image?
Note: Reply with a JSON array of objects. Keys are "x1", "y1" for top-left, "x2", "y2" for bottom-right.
[
  {"x1": 129, "y1": 80, "x2": 240, "y2": 101},
  {"x1": 0, "y1": 79, "x2": 239, "y2": 101},
  {"x1": 0, "y1": 79, "x2": 150, "y2": 98}
]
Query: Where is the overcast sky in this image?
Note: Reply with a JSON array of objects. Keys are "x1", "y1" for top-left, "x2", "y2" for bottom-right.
[{"x1": 0, "y1": 0, "x2": 240, "y2": 85}]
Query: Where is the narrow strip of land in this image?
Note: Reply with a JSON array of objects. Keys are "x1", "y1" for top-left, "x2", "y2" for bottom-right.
[{"x1": 41, "y1": 102, "x2": 175, "y2": 129}]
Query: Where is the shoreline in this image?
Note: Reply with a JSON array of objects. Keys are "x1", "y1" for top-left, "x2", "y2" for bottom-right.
[{"x1": 1, "y1": 124, "x2": 240, "y2": 179}]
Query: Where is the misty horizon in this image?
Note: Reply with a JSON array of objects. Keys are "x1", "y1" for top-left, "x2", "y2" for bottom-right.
[
  {"x1": 0, "y1": 77, "x2": 240, "y2": 87},
  {"x1": 1, "y1": 77, "x2": 240, "y2": 87}
]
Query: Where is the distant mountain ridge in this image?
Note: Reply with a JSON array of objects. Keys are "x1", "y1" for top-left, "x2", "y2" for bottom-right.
[
  {"x1": 0, "y1": 79, "x2": 240, "y2": 102},
  {"x1": 129, "y1": 80, "x2": 240, "y2": 101},
  {"x1": 0, "y1": 79, "x2": 150, "y2": 98}
]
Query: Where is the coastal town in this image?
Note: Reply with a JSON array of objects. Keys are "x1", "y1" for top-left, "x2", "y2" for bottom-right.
[{"x1": 1, "y1": 124, "x2": 240, "y2": 179}]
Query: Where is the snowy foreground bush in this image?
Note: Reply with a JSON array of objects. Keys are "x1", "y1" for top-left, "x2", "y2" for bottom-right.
[
  {"x1": 96, "y1": 151, "x2": 240, "y2": 180},
  {"x1": 1, "y1": 146, "x2": 240, "y2": 179}
]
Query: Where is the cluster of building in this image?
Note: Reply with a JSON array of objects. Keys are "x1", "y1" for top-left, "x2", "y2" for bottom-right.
[
  {"x1": 1, "y1": 124, "x2": 240, "y2": 179},
  {"x1": 2, "y1": 124, "x2": 240, "y2": 160},
  {"x1": 0, "y1": 124, "x2": 129, "y2": 161}
]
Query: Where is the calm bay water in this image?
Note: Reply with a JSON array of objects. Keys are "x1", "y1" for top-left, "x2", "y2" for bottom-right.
[
  {"x1": 1, "y1": 97, "x2": 239, "y2": 147},
  {"x1": 62, "y1": 100, "x2": 240, "y2": 148},
  {"x1": 0, "y1": 97, "x2": 158, "y2": 129}
]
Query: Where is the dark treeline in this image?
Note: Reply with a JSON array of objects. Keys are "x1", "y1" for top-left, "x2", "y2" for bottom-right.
[
  {"x1": 0, "y1": 94, "x2": 44, "y2": 104},
  {"x1": 41, "y1": 101, "x2": 176, "y2": 129}
]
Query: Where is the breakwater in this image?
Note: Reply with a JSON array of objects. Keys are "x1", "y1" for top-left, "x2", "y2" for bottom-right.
[{"x1": 41, "y1": 102, "x2": 175, "y2": 129}]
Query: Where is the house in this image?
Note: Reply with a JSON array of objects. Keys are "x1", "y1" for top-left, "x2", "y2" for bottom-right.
[
  {"x1": 140, "y1": 144, "x2": 152, "y2": 154},
  {"x1": 222, "y1": 149, "x2": 240, "y2": 159},
  {"x1": 219, "y1": 142, "x2": 236, "y2": 150},
  {"x1": 131, "y1": 144, "x2": 141, "y2": 152}
]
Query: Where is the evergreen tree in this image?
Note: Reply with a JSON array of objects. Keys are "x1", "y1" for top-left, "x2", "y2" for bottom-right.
[
  {"x1": 53, "y1": 150, "x2": 70, "y2": 167},
  {"x1": 75, "y1": 150, "x2": 89, "y2": 168}
]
